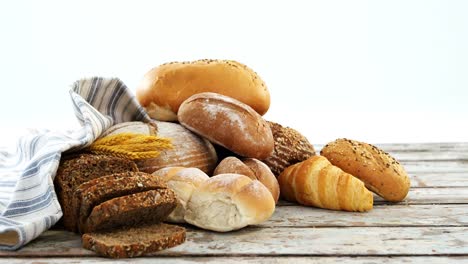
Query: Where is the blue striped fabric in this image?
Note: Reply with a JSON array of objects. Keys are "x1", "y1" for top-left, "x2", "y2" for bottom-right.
[{"x1": 0, "y1": 77, "x2": 152, "y2": 250}]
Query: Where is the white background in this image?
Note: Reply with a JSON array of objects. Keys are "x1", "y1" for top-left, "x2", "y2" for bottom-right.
[{"x1": 1, "y1": 0, "x2": 467, "y2": 148}]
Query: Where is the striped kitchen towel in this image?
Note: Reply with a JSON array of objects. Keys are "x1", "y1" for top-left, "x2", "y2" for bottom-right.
[{"x1": 0, "y1": 77, "x2": 152, "y2": 250}]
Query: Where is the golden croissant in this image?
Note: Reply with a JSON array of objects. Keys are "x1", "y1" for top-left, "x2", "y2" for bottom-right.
[{"x1": 278, "y1": 156, "x2": 373, "y2": 212}]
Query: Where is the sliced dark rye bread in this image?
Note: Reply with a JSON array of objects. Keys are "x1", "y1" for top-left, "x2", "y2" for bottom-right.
[
  {"x1": 82, "y1": 189, "x2": 177, "y2": 233},
  {"x1": 54, "y1": 154, "x2": 138, "y2": 232},
  {"x1": 75, "y1": 172, "x2": 167, "y2": 233},
  {"x1": 82, "y1": 223, "x2": 186, "y2": 258}
]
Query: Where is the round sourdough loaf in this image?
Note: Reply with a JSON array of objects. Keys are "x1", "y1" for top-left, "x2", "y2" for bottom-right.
[
  {"x1": 178, "y1": 92, "x2": 274, "y2": 159},
  {"x1": 103, "y1": 122, "x2": 218, "y2": 174},
  {"x1": 214, "y1": 157, "x2": 280, "y2": 203},
  {"x1": 152, "y1": 167, "x2": 209, "y2": 223},
  {"x1": 184, "y1": 173, "x2": 276, "y2": 232},
  {"x1": 136, "y1": 59, "x2": 270, "y2": 121},
  {"x1": 320, "y1": 138, "x2": 410, "y2": 202}
]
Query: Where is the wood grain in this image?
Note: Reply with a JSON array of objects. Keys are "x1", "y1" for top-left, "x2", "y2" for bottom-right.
[
  {"x1": 2, "y1": 227, "x2": 467, "y2": 257},
  {"x1": 1, "y1": 257, "x2": 467, "y2": 264},
  {"x1": 264, "y1": 204, "x2": 468, "y2": 227}
]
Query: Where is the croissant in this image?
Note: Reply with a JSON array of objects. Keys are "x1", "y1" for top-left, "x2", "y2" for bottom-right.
[{"x1": 278, "y1": 156, "x2": 373, "y2": 212}]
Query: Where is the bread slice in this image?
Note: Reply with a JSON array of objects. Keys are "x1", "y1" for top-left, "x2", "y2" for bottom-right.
[
  {"x1": 54, "y1": 154, "x2": 138, "y2": 232},
  {"x1": 82, "y1": 189, "x2": 177, "y2": 233},
  {"x1": 75, "y1": 172, "x2": 167, "y2": 233},
  {"x1": 82, "y1": 223, "x2": 186, "y2": 258}
]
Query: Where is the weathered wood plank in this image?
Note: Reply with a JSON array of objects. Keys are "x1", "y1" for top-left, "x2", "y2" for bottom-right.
[
  {"x1": 374, "y1": 187, "x2": 468, "y2": 205},
  {"x1": 1, "y1": 256, "x2": 467, "y2": 264},
  {"x1": 279, "y1": 187, "x2": 468, "y2": 206},
  {"x1": 263, "y1": 204, "x2": 468, "y2": 227},
  {"x1": 410, "y1": 172, "x2": 468, "y2": 187},
  {"x1": 2, "y1": 227, "x2": 467, "y2": 257}
]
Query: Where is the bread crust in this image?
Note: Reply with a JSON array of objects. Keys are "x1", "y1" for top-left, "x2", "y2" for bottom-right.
[
  {"x1": 262, "y1": 121, "x2": 316, "y2": 176},
  {"x1": 214, "y1": 157, "x2": 280, "y2": 203},
  {"x1": 320, "y1": 138, "x2": 410, "y2": 202},
  {"x1": 184, "y1": 173, "x2": 275, "y2": 232},
  {"x1": 110, "y1": 121, "x2": 219, "y2": 174},
  {"x1": 136, "y1": 59, "x2": 270, "y2": 121},
  {"x1": 178, "y1": 92, "x2": 274, "y2": 159}
]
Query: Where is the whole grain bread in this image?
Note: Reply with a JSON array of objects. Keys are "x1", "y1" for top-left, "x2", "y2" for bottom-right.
[
  {"x1": 82, "y1": 189, "x2": 177, "y2": 233},
  {"x1": 54, "y1": 154, "x2": 138, "y2": 232},
  {"x1": 75, "y1": 172, "x2": 167, "y2": 233},
  {"x1": 82, "y1": 223, "x2": 186, "y2": 258},
  {"x1": 262, "y1": 121, "x2": 316, "y2": 176}
]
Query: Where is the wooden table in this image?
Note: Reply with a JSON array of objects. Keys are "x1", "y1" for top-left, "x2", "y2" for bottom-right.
[{"x1": 1, "y1": 143, "x2": 467, "y2": 263}]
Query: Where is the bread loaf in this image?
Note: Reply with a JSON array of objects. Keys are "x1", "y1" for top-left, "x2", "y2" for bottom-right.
[
  {"x1": 152, "y1": 167, "x2": 210, "y2": 223},
  {"x1": 54, "y1": 154, "x2": 138, "y2": 232},
  {"x1": 83, "y1": 189, "x2": 177, "y2": 233},
  {"x1": 184, "y1": 173, "x2": 275, "y2": 232},
  {"x1": 278, "y1": 156, "x2": 373, "y2": 212},
  {"x1": 82, "y1": 223, "x2": 186, "y2": 258},
  {"x1": 214, "y1": 157, "x2": 280, "y2": 203},
  {"x1": 75, "y1": 172, "x2": 167, "y2": 233},
  {"x1": 178, "y1": 92, "x2": 274, "y2": 159},
  {"x1": 320, "y1": 138, "x2": 410, "y2": 202},
  {"x1": 262, "y1": 121, "x2": 316, "y2": 176},
  {"x1": 136, "y1": 59, "x2": 270, "y2": 121},
  {"x1": 103, "y1": 121, "x2": 218, "y2": 174}
]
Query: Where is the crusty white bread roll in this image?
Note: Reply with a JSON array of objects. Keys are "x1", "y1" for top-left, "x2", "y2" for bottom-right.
[
  {"x1": 178, "y1": 92, "x2": 274, "y2": 159},
  {"x1": 115, "y1": 121, "x2": 218, "y2": 174},
  {"x1": 136, "y1": 59, "x2": 270, "y2": 121},
  {"x1": 153, "y1": 167, "x2": 209, "y2": 223},
  {"x1": 184, "y1": 173, "x2": 276, "y2": 232},
  {"x1": 320, "y1": 138, "x2": 410, "y2": 202},
  {"x1": 278, "y1": 156, "x2": 373, "y2": 212},
  {"x1": 262, "y1": 121, "x2": 316, "y2": 176},
  {"x1": 214, "y1": 157, "x2": 280, "y2": 203}
]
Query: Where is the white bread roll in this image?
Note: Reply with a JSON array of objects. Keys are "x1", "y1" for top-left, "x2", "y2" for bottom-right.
[
  {"x1": 184, "y1": 173, "x2": 275, "y2": 232},
  {"x1": 153, "y1": 167, "x2": 209, "y2": 223},
  {"x1": 213, "y1": 157, "x2": 280, "y2": 204},
  {"x1": 178, "y1": 92, "x2": 274, "y2": 159},
  {"x1": 102, "y1": 121, "x2": 218, "y2": 174},
  {"x1": 136, "y1": 59, "x2": 270, "y2": 121}
]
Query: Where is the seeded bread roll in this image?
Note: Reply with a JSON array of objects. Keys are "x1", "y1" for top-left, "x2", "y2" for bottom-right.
[
  {"x1": 214, "y1": 157, "x2": 280, "y2": 203},
  {"x1": 320, "y1": 138, "x2": 410, "y2": 202},
  {"x1": 54, "y1": 154, "x2": 138, "y2": 232},
  {"x1": 82, "y1": 223, "x2": 186, "y2": 258},
  {"x1": 178, "y1": 92, "x2": 274, "y2": 159},
  {"x1": 184, "y1": 173, "x2": 275, "y2": 232},
  {"x1": 262, "y1": 121, "x2": 316, "y2": 176},
  {"x1": 136, "y1": 59, "x2": 270, "y2": 121},
  {"x1": 152, "y1": 167, "x2": 210, "y2": 223}
]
